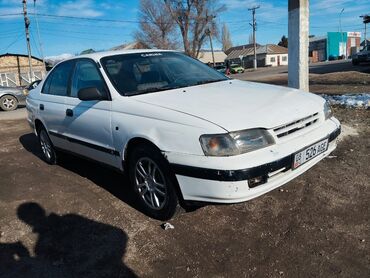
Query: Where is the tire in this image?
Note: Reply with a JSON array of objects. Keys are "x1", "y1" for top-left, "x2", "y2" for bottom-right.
[
  {"x1": 38, "y1": 128, "x2": 57, "y2": 165},
  {"x1": 0, "y1": 95, "x2": 18, "y2": 111},
  {"x1": 128, "y1": 144, "x2": 180, "y2": 220}
]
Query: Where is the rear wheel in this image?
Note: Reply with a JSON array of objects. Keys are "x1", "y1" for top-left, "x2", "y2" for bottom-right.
[
  {"x1": 38, "y1": 128, "x2": 57, "y2": 164},
  {"x1": 0, "y1": 95, "x2": 18, "y2": 111},
  {"x1": 128, "y1": 144, "x2": 180, "y2": 220}
]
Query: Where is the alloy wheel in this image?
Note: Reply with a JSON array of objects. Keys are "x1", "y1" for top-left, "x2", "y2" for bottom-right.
[
  {"x1": 134, "y1": 157, "x2": 168, "y2": 210},
  {"x1": 40, "y1": 130, "x2": 52, "y2": 161}
]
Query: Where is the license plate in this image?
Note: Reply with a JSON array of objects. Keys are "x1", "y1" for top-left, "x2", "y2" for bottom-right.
[{"x1": 293, "y1": 138, "x2": 329, "y2": 169}]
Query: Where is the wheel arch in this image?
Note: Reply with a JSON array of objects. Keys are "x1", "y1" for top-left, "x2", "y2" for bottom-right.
[
  {"x1": 123, "y1": 136, "x2": 184, "y2": 201},
  {"x1": 34, "y1": 118, "x2": 47, "y2": 136}
]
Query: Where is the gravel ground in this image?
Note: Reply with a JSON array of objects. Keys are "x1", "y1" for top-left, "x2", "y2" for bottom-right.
[{"x1": 0, "y1": 108, "x2": 369, "y2": 277}]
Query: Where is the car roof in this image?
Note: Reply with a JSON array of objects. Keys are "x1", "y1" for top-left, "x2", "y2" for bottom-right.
[{"x1": 67, "y1": 49, "x2": 177, "y2": 62}]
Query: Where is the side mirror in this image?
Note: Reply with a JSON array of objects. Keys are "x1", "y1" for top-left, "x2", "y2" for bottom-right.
[{"x1": 77, "y1": 87, "x2": 105, "y2": 101}]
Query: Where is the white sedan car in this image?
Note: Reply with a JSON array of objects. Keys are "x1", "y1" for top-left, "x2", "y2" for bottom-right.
[{"x1": 27, "y1": 50, "x2": 341, "y2": 220}]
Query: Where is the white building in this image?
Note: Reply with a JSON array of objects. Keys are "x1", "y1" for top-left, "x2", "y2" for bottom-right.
[
  {"x1": 226, "y1": 44, "x2": 288, "y2": 68},
  {"x1": 197, "y1": 50, "x2": 227, "y2": 66}
]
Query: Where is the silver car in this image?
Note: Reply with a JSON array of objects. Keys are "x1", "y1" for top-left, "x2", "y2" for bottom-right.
[
  {"x1": 0, "y1": 80, "x2": 41, "y2": 111},
  {"x1": 0, "y1": 86, "x2": 26, "y2": 111}
]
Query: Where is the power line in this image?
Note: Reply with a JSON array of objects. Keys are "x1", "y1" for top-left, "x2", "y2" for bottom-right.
[{"x1": 1, "y1": 33, "x2": 24, "y2": 52}]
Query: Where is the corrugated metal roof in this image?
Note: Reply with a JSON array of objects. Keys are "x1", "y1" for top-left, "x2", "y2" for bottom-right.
[
  {"x1": 309, "y1": 36, "x2": 327, "y2": 42},
  {"x1": 197, "y1": 50, "x2": 227, "y2": 63},
  {"x1": 226, "y1": 44, "x2": 287, "y2": 60}
]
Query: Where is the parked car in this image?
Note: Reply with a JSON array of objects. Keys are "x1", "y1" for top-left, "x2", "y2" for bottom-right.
[
  {"x1": 26, "y1": 79, "x2": 42, "y2": 93},
  {"x1": 214, "y1": 65, "x2": 226, "y2": 74},
  {"x1": 230, "y1": 64, "x2": 245, "y2": 74},
  {"x1": 352, "y1": 45, "x2": 370, "y2": 65},
  {"x1": 0, "y1": 86, "x2": 27, "y2": 111},
  {"x1": 27, "y1": 50, "x2": 341, "y2": 220}
]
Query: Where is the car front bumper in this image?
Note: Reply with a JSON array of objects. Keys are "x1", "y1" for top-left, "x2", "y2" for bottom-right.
[{"x1": 166, "y1": 118, "x2": 341, "y2": 203}]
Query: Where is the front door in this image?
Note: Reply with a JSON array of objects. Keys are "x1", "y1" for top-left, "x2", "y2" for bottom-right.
[
  {"x1": 63, "y1": 59, "x2": 118, "y2": 167},
  {"x1": 39, "y1": 60, "x2": 74, "y2": 148}
]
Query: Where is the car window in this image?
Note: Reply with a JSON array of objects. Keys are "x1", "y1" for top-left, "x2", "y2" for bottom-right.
[
  {"x1": 101, "y1": 52, "x2": 227, "y2": 96},
  {"x1": 71, "y1": 60, "x2": 107, "y2": 98},
  {"x1": 45, "y1": 61, "x2": 74, "y2": 96}
]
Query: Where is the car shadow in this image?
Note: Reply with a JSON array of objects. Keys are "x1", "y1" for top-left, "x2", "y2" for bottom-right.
[
  {"x1": 19, "y1": 133, "x2": 142, "y2": 215},
  {"x1": 0, "y1": 202, "x2": 137, "y2": 277}
]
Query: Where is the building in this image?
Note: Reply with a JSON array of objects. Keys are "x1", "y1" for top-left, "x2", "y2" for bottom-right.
[
  {"x1": 197, "y1": 50, "x2": 227, "y2": 66},
  {"x1": 226, "y1": 44, "x2": 288, "y2": 68},
  {"x1": 110, "y1": 41, "x2": 149, "y2": 51},
  {"x1": 224, "y1": 43, "x2": 260, "y2": 55},
  {"x1": 309, "y1": 32, "x2": 361, "y2": 62},
  {"x1": 309, "y1": 36, "x2": 327, "y2": 62},
  {"x1": 0, "y1": 53, "x2": 46, "y2": 87}
]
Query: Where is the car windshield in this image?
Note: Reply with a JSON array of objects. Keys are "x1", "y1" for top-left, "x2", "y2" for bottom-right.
[{"x1": 101, "y1": 52, "x2": 228, "y2": 96}]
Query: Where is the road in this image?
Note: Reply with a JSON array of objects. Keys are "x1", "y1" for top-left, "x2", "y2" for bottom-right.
[
  {"x1": 236, "y1": 60, "x2": 370, "y2": 80},
  {"x1": 0, "y1": 106, "x2": 26, "y2": 120}
]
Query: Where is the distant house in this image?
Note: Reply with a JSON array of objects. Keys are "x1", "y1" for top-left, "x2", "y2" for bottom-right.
[
  {"x1": 197, "y1": 50, "x2": 227, "y2": 66},
  {"x1": 0, "y1": 53, "x2": 46, "y2": 87},
  {"x1": 226, "y1": 44, "x2": 288, "y2": 68},
  {"x1": 224, "y1": 43, "x2": 260, "y2": 55},
  {"x1": 110, "y1": 41, "x2": 149, "y2": 51}
]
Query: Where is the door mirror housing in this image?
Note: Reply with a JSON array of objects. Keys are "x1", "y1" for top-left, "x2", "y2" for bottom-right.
[{"x1": 77, "y1": 87, "x2": 106, "y2": 101}]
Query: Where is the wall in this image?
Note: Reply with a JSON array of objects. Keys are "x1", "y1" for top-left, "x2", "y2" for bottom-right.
[
  {"x1": 0, "y1": 55, "x2": 46, "y2": 86},
  {"x1": 327, "y1": 32, "x2": 348, "y2": 59},
  {"x1": 309, "y1": 38, "x2": 327, "y2": 61},
  {"x1": 265, "y1": 54, "x2": 288, "y2": 66}
]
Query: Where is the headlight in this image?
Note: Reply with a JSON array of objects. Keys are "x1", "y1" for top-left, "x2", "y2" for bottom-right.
[
  {"x1": 199, "y1": 128, "x2": 275, "y2": 156},
  {"x1": 324, "y1": 101, "x2": 333, "y2": 120}
]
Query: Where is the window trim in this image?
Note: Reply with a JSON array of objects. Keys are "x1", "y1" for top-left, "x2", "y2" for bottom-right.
[
  {"x1": 41, "y1": 60, "x2": 76, "y2": 96},
  {"x1": 70, "y1": 58, "x2": 111, "y2": 101}
]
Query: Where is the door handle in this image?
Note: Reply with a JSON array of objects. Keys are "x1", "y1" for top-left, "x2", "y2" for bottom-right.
[
  {"x1": 66, "y1": 109, "x2": 73, "y2": 117},
  {"x1": 39, "y1": 104, "x2": 44, "y2": 111}
]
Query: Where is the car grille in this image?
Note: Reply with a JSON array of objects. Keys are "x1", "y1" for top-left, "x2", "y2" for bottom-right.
[{"x1": 273, "y1": 113, "x2": 319, "y2": 138}]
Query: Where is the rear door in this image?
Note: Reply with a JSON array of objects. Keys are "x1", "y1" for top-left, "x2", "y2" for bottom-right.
[
  {"x1": 63, "y1": 58, "x2": 118, "y2": 167},
  {"x1": 39, "y1": 60, "x2": 75, "y2": 148}
]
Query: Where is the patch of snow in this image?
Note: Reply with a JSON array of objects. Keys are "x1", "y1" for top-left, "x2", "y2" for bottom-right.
[
  {"x1": 44, "y1": 53, "x2": 74, "y2": 66},
  {"x1": 322, "y1": 94, "x2": 370, "y2": 109},
  {"x1": 338, "y1": 124, "x2": 359, "y2": 141}
]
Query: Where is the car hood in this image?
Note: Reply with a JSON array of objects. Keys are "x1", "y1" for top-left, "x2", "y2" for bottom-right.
[{"x1": 132, "y1": 80, "x2": 324, "y2": 132}]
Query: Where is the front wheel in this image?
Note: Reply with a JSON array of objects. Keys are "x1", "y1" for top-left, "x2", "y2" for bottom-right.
[
  {"x1": 0, "y1": 95, "x2": 18, "y2": 111},
  {"x1": 128, "y1": 144, "x2": 180, "y2": 220}
]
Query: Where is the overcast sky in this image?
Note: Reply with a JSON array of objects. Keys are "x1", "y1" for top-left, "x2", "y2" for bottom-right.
[{"x1": 0, "y1": 0, "x2": 368, "y2": 57}]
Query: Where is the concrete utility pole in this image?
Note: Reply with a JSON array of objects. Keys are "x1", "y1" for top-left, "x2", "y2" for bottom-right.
[
  {"x1": 205, "y1": 28, "x2": 216, "y2": 67},
  {"x1": 360, "y1": 15, "x2": 370, "y2": 47},
  {"x1": 339, "y1": 8, "x2": 345, "y2": 58},
  {"x1": 288, "y1": 0, "x2": 309, "y2": 92},
  {"x1": 248, "y1": 5, "x2": 260, "y2": 69},
  {"x1": 22, "y1": 0, "x2": 33, "y2": 82}
]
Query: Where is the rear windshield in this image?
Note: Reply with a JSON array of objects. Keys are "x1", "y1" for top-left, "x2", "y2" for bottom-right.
[{"x1": 100, "y1": 52, "x2": 228, "y2": 96}]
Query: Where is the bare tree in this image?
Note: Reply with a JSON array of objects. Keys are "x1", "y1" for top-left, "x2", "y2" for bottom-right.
[
  {"x1": 164, "y1": 0, "x2": 225, "y2": 58},
  {"x1": 135, "y1": 0, "x2": 178, "y2": 49},
  {"x1": 221, "y1": 23, "x2": 232, "y2": 52}
]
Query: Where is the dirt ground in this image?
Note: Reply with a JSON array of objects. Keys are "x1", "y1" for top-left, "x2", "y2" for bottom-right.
[
  {"x1": 0, "y1": 107, "x2": 369, "y2": 277},
  {"x1": 239, "y1": 71, "x2": 370, "y2": 94}
]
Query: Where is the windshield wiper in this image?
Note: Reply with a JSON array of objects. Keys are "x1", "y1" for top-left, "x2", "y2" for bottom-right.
[
  {"x1": 195, "y1": 79, "x2": 226, "y2": 85},
  {"x1": 128, "y1": 85, "x2": 183, "y2": 96}
]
